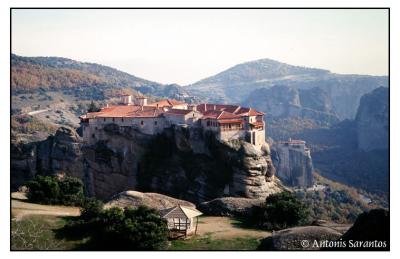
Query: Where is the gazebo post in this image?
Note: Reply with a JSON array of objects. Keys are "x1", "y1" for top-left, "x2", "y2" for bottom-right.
[{"x1": 195, "y1": 216, "x2": 199, "y2": 235}]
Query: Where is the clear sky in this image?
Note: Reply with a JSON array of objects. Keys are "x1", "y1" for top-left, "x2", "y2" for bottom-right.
[{"x1": 11, "y1": 9, "x2": 388, "y2": 85}]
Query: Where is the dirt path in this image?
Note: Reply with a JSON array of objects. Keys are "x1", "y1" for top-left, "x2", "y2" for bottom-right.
[
  {"x1": 11, "y1": 196, "x2": 80, "y2": 221},
  {"x1": 196, "y1": 216, "x2": 270, "y2": 239}
]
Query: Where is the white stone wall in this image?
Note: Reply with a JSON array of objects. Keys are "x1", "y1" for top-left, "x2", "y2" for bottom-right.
[
  {"x1": 219, "y1": 130, "x2": 246, "y2": 141},
  {"x1": 163, "y1": 111, "x2": 201, "y2": 125},
  {"x1": 83, "y1": 116, "x2": 169, "y2": 144}
]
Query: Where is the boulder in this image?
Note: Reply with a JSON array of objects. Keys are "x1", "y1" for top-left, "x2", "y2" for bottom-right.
[
  {"x1": 337, "y1": 209, "x2": 389, "y2": 250},
  {"x1": 198, "y1": 197, "x2": 264, "y2": 217},
  {"x1": 258, "y1": 226, "x2": 342, "y2": 250},
  {"x1": 105, "y1": 191, "x2": 196, "y2": 210}
]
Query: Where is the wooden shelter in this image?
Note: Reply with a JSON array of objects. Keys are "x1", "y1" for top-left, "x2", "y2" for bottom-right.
[{"x1": 160, "y1": 205, "x2": 203, "y2": 238}]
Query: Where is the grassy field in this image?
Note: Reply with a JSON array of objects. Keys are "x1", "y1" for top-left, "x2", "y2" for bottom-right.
[
  {"x1": 169, "y1": 234, "x2": 261, "y2": 250},
  {"x1": 11, "y1": 215, "x2": 88, "y2": 250}
]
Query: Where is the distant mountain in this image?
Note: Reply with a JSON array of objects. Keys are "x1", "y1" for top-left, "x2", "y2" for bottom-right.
[
  {"x1": 187, "y1": 58, "x2": 388, "y2": 120},
  {"x1": 244, "y1": 85, "x2": 339, "y2": 131},
  {"x1": 11, "y1": 54, "x2": 191, "y2": 100},
  {"x1": 11, "y1": 54, "x2": 159, "y2": 90}
]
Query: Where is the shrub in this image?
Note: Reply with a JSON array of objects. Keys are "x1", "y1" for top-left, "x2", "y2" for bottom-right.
[
  {"x1": 96, "y1": 206, "x2": 169, "y2": 250},
  {"x1": 58, "y1": 176, "x2": 85, "y2": 205},
  {"x1": 80, "y1": 198, "x2": 104, "y2": 221},
  {"x1": 26, "y1": 175, "x2": 60, "y2": 204},
  {"x1": 87, "y1": 101, "x2": 100, "y2": 113},
  {"x1": 250, "y1": 191, "x2": 309, "y2": 230},
  {"x1": 63, "y1": 205, "x2": 169, "y2": 250},
  {"x1": 26, "y1": 175, "x2": 84, "y2": 206}
]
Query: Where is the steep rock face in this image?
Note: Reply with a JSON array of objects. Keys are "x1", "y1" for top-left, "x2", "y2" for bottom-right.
[
  {"x1": 271, "y1": 144, "x2": 314, "y2": 188},
  {"x1": 11, "y1": 127, "x2": 84, "y2": 190},
  {"x1": 11, "y1": 125, "x2": 283, "y2": 202},
  {"x1": 355, "y1": 87, "x2": 389, "y2": 151},
  {"x1": 244, "y1": 85, "x2": 339, "y2": 126},
  {"x1": 137, "y1": 126, "x2": 283, "y2": 203}
]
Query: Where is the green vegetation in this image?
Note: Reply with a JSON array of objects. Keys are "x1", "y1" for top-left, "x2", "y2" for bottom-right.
[
  {"x1": 248, "y1": 191, "x2": 309, "y2": 230},
  {"x1": 169, "y1": 234, "x2": 260, "y2": 250},
  {"x1": 11, "y1": 115, "x2": 58, "y2": 135},
  {"x1": 87, "y1": 101, "x2": 101, "y2": 113},
  {"x1": 11, "y1": 215, "x2": 87, "y2": 250},
  {"x1": 26, "y1": 175, "x2": 84, "y2": 206},
  {"x1": 61, "y1": 205, "x2": 169, "y2": 250},
  {"x1": 295, "y1": 172, "x2": 386, "y2": 223}
]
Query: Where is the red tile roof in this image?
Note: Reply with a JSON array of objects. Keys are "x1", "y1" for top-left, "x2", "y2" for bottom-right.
[
  {"x1": 85, "y1": 105, "x2": 163, "y2": 118},
  {"x1": 164, "y1": 109, "x2": 194, "y2": 116},
  {"x1": 148, "y1": 99, "x2": 186, "y2": 108},
  {"x1": 196, "y1": 103, "x2": 263, "y2": 116}
]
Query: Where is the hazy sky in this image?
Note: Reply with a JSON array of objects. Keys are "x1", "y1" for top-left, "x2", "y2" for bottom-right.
[{"x1": 11, "y1": 9, "x2": 388, "y2": 85}]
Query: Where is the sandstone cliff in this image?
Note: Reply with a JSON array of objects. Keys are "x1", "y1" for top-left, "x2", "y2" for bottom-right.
[
  {"x1": 11, "y1": 125, "x2": 284, "y2": 202},
  {"x1": 355, "y1": 87, "x2": 388, "y2": 151},
  {"x1": 271, "y1": 143, "x2": 314, "y2": 188}
]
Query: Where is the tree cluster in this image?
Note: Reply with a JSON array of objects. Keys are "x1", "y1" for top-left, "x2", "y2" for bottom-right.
[
  {"x1": 248, "y1": 191, "x2": 310, "y2": 230},
  {"x1": 26, "y1": 175, "x2": 84, "y2": 206}
]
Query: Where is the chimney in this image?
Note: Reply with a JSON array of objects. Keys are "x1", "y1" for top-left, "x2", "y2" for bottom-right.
[
  {"x1": 214, "y1": 105, "x2": 216, "y2": 110},
  {"x1": 106, "y1": 103, "x2": 109, "y2": 108},
  {"x1": 121, "y1": 95, "x2": 132, "y2": 105},
  {"x1": 204, "y1": 104, "x2": 207, "y2": 112},
  {"x1": 141, "y1": 105, "x2": 143, "y2": 111},
  {"x1": 156, "y1": 104, "x2": 159, "y2": 109}
]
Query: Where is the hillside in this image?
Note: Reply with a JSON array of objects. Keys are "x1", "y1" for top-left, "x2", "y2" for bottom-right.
[
  {"x1": 10, "y1": 54, "x2": 198, "y2": 142},
  {"x1": 11, "y1": 54, "x2": 160, "y2": 90},
  {"x1": 187, "y1": 58, "x2": 388, "y2": 120}
]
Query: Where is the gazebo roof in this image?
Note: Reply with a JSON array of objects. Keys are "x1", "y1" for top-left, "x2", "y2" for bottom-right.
[{"x1": 160, "y1": 205, "x2": 203, "y2": 219}]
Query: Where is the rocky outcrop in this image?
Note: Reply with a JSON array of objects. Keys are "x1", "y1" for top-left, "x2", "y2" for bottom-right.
[
  {"x1": 11, "y1": 127, "x2": 84, "y2": 190},
  {"x1": 338, "y1": 209, "x2": 389, "y2": 250},
  {"x1": 136, "y1": 126, "x2": 283, "y2": 202},
  {"x1": 356, "y1": 87, "x2": 388, "y2": 151},
  {"x1": 245, "y1": 85, "x2": 339, "y2": 126},
  {"x1": 105, "y1": 191, "x2": 196, "y2": 210},
  {"x1": 198, "y1": 197, "x2": 265, "y2": 217},
  {"x1": 11, "y1": 125, "x2": 284, "y2": 202},
  {"x1": 258, "y1": 226, "x2": 342, "y2": 250},
  {"x1": 271, "y1": 144, "x2": 313, "y2": 188}
]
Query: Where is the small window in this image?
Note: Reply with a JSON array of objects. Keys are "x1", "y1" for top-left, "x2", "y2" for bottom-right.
[
  {"x1": 92, "y1": 133, "x2": 95, "y2": 138},
  {"x1": 112, "y1": 118, "x2": 115, "y2": 122},
  {"x1": 207, "y1": 121, "x2": 210, "y2": 126},
  {"x1": 154, "y1": 121, "x2": 158, "y2": 125},
  {"x1": 141, "y1": 121, "x2": 144, "y2": 125},
  {"x1": 103, "y1": 118, "x2": 106, "y2": 122},
  {"x1": 122, "y1": 118, "x2": 124, "y2": 122}
]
